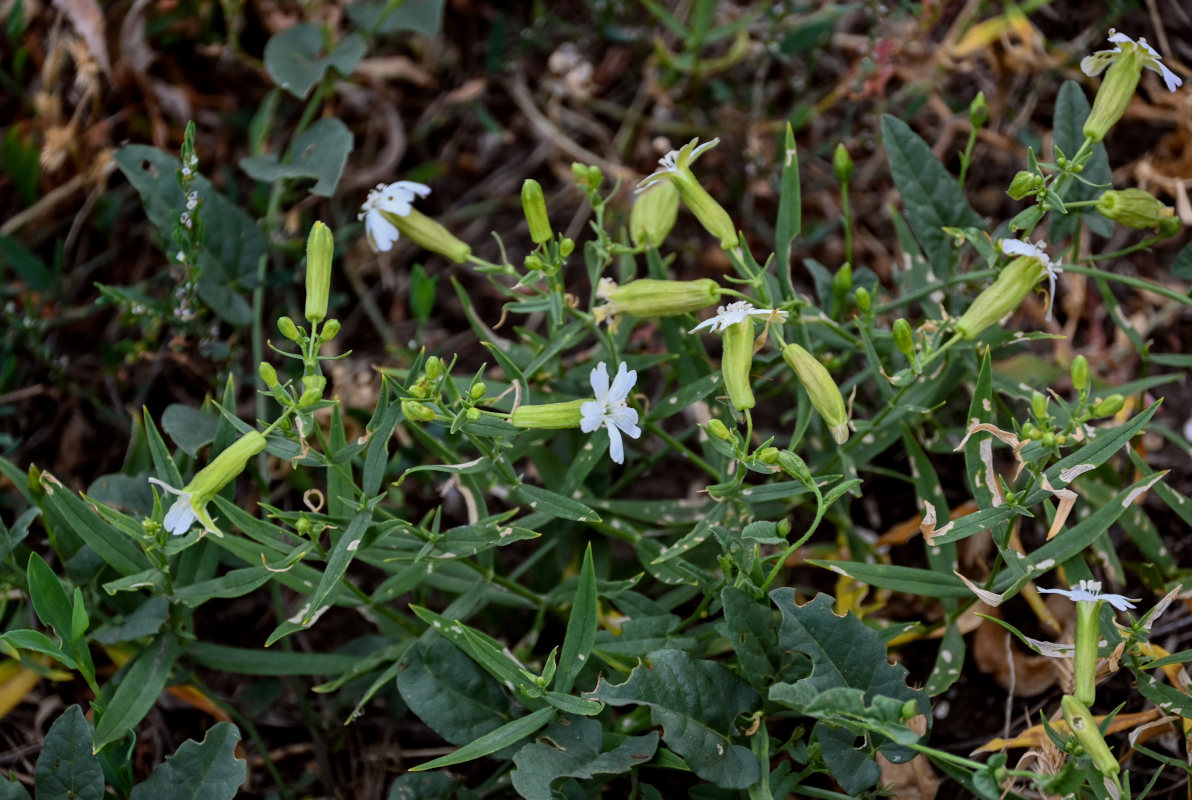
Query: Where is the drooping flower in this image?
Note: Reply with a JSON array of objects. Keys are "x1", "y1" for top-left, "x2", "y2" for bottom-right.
[
  {"x1": 1001, "y1": 238, "x2": 1062, "y2": 321},
  {"x1": 148, "y1": 431, "x2": 267, "y2": 536},
  {"x1": 1037, "y1": 579, "x2": 1138, "y2": 612},
  {"x1": 359, "y1": 181, "x2": 431, "y2": 253},
  {"x1": 1080, "y1": 30, "x2": 1182, "y2": 142},
  {"x1": 594, "y1": 277, "x2": 721, "y2": 329},
  {"x1": 689, "y1": 301, "x2": 788, "y2": 334},
  {"x1": 1081, "y1": 30, "x2": 1182, "y2": 93},
  {"x1": 955, "y1": 239, "x2": 1060, "y2": 338},
  {"x1": 580, "y1": 362, "x2": 641, "y2": 464},
  {"x1": 636, "y1": 138, "x2": 738, "y2": 249}
]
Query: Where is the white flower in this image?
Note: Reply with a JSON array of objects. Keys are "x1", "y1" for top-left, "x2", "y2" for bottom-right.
[
  {"x1": 359, "y1": 181, "x2": 432, "y2": 253},
  {"x1": 1001, "y1": 238, "x2": 1062, "y2": 321},
  {"x1": 689, "y1": 301, "x2": 789, "y2": 334},
  {"x1": 1037, "y1": 579, "x2": 1138, "y2": 611},
  {"x1": 637, "y1": 137, "x2": 720, "y2": 192},
  {"x1": 147, "y1": 478, "x2": 198, "y2": 535},
  {"x1": 1081, "y1": 30, "x2": 1182, "y2": 93},
  {"x1": 580, "y1": 361, "x2": 641, "y2": 464}
]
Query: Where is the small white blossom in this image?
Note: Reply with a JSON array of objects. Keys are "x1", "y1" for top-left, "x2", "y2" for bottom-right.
[
  {"x1": 580, "y1": 361, "x2": 641, "y2": 464},
  {"x1": 359, "y1": 181, "x2": 432, "y2": 253},
  {"x1": 637, "y1": 137, "x2": 720, "y2": 192},
  {"x1": 1082, "y1": 30, "x2": 1182, "y2": 93},
  {"x1": 1001, "y1": 238, "x2": 1062, "y2": 321},
  {"x1": 147, "y1": 478, "x2": 197, "y2": 535},
  {"x1": 689, "y1": 301, "x2": 788, "y2": 334},
  {"x1": 1037, "y1": 579, "x2": 1138, "y2": 612},
  {"x1": 186, "y1": 191, "x2": 198, "y2": 211}
]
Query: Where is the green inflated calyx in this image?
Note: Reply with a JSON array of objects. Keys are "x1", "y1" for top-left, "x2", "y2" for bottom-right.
[
  {"x1": 955, "y1": 255, "x2": 1048, "y2": 339},
  {"x1": 593, "y1": 278, "x2": 721, "y2": 327},
  {"x1": 511, "y1": 399, "x2": 586, "y2": 429},
  {"x1": 1095, "y1": 188, "x2": 1174, "y2": 230},
  {"x1": 521, "y1": 179, "x2": 553, "y2": 244},
  {"x1": 304, "y1": 221, "x2": 333, "y2": 324},
  {"x1": 782, "y1": 343, "x2": 849, "y2": 444},
  {"x1": 382, "y1": 208, "x2": 471, "y2": 264}
]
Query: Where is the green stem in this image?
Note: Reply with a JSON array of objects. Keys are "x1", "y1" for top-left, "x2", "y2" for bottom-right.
[
  {"x1": 644, "y1": 422, "x2": 719, "y2": 478},
  {"x1": 1064, "y1": 264, "x2": 1192, "y2": 308}
]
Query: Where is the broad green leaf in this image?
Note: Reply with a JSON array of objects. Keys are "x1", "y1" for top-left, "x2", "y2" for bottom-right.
[
  {"x1": 881, "y1": 115, "x2": 981, "y2": 278},
  {"x1": 556, "y1": 544, "x2": 597, "y2": 694},
  {"x1": 718, "y1": 585, "x2": 792, "y2": 693},
  {"x1": 411, "y1": 706, "x2": 555, "y2": 772},
  {"x1": 1051, "y1": 81, "x2": 1112, "y2": 239},
  {"x1": 92, "y1": 633, "x2": 181, "y2": 752},
  {"x1": 34, "y1": 706, "x2": 103, "y2": 800},
  {"x1": 768, "y1": 590, "x2": 926, "y2": 761},
  {"x1": 814, "y1": 720, "x2": 882, "y2": 795},
  {"x1": 240, "y1": 118, "x2": 353, "y2": 196},
  {"x1": 1173, "y1": 239, "x2": 1192, "y2": 280},
  {"x1": 386, "y1": 772, "x2": 459, "y2": 800},
  {"x1": 410, "y1": 607, "x2": 537, "y2": 697},
  {"x1": 92, "y1": 597, "x2": 168, "y2": 644},
  {"x1": 37, "y1": 475, "x2": 150, "y2": 576},
  {"x1": 0, "y1": 234, "x2": 52, "y2": 292},
  {"x1": 806, "y1": 560, "x2": 972, "y2": 598},
  {"x1": 515, "y1": 484, "x2": 601, "y2": 524},
  {"x1": 129, "y1": 723, "x2": 246, "y2": 800},
  {"x1": 161, "y1": 404, "x2": 219, "y2": 457},
  {"x1": 511, "y1": 716, "x2": 659, "y2": 800},
  {"x1": 263, "y1": 24, "x2": 365, "y2": 98},
  {"x1": 397, "y1": 638, "x2": 513, "y2": 747},
  {"x1": 0, "y1": 778, "x2": 32, "y2": 800},
  {"x1": 26, "y1": 552, "x2": 73, "y2": 642},
  {"x1": 586, "y1": 649, "x2": 760, "y2": 789},
  {"x1": 348, "y1": 0, "x2": 446, "y2": 36},
  {"x1": 1, "y1": 125, "x2": 40, "y2": 206},
  {"x1": 0, "y1": 629, "x2": 77, "y2": 669}
]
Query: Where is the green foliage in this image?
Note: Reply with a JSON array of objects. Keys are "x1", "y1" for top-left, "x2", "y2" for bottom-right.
[{"x1": 128, "y1": 723, "x2": 246, "y2": 800}]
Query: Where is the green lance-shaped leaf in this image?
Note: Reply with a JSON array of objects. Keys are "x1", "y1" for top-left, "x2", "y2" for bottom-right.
[
  {"x1": 556, "y1": 544, "x2": 598, "y2": 694},
  {"x1": 129, "y1": 722, "x2": 246, "y2": 800},
  {"x1": 397, "y1": 638, "x2": 515, "y2": 748},
  {"x1": 511, "y1": 716, "x2": 660, "y2": 800},
  {"x1": 26, "y1": 552, "x2": 74, "y2": 644},
  {"x1": 35, "y1": 706, "x2": 104, "y2": 800},
  {"x1": 92, "y1": 633, "x2": 181, "y2": 752},
  {"x1": 411, "y1": 707, "x2": 556, "y2": 772},
  {"x1": 586, "y1": 649, "x2": 760, "y2": 789}
]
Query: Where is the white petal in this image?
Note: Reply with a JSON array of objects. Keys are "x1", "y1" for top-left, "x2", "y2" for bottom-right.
[
  {"x1": 609, "y1": 406, "x2": 641, "y2": 439},
  {"x1": 1080, "y1": 51, "x2": 1116, "y2": 77},
  {"x1": 608, "y1": 362, "x2": 636, "y2": 403},
  {"x1": 1000, "y1": 238, "x2": 1046, "y2": 260},
  {"x1": 1107, "y1": 31, "x2": 1134, "y2": 46},
  {"x1": 1102, "y1": 594, "x2": 1138, "y2": 611},
  {"x1": 148, "y1": 477, "x2": 184, "y2": 497},
  {"x1": 162, "y1": 496, "x2": 197, "y2": 535},
  {"x1": 580, "y1": 401, "x2": 604, "y2": 433},
  {"x1": 366, "y1": 211, "x2": 400, "y2": 253},
  {"x1": 392, "y1": 180, "x2": 431, "y2": 198},
  {"x1": 686, "y1": 137, "x2": 720, "y2": 165},
  {"x1": 605, "y1": 422, "x2": 625, "y2": 464},
  {"x1": 588, "y1": 362, "x2": 610, "y2": 403},
  {"x1": 1145, "y1": 60, "x2": 1183, "y2": 92},
  {"x1": 689, "y1": 316, "x2": 719, "y2": 334},
  {"x1": 636, "y1": 171, "x2": 671, "y2": 192}
]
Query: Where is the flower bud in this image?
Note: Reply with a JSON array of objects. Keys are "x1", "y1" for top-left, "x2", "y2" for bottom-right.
[
  {"x1": 1158, "y1": 215, "x2": 1182, "y2": 238},
  {"x1": 521, "y1": 179, "x2": 553, "y2": 244},
  {"x1": 783, "y1": 343, "x2": 849, "y2": 444},
  {"x1": 278, "y1": 316, "x2": 300, "y2": 342},
  {"x1": 258, "y1": 362, "x2": 279, "y2": 389},
  {"x1": 833, "y1": 143, "x2": 854, "y2": 184},
  {"x1": 470, "y1": 383, "x2": 487, "y2": 400},
  {"x1": 756, "y1": 446, "x2": 780, "y2": 464},
  {"x1": 892, "y1": 319, "x2": 914, "y2": 356},
  {"x1": 424, "y1": 356, "x2": 445, "y2": 381},
  {"x1": 706, "y1": 418, "x2": 732, "y2": 441},
  {"x1": 776, "y1": 518, "x2": 791, "y2": 536},
  {"x1": 320, "y1": 319, "x2": 341, "y2": 341},
  {"x1": 776, "y1": 450, "x2": 812, "y2": 485},
  {"x1": 833, "y1": 262, "x2": 852, "y2": 300},
  {"x1": 630, "y1": 181, "x2": 680, "y2": 247},
  {"x1": 1091, "y1": 394, "x2": 1124, "y2": 417},
  {"x1": 1061, "y1": 695, "x2": 1119, "y2": 778},
  {"x1": 387, "y1": 208, "x2": 471, "y2": 263},
  {"x1": 559, "y1": 237, "x2": 575, "y2": 257},
  {"x1": 1007, "y1": 171, "x2": 1038, "y2": 201},
  {"x1": 968, "y1": 91, "x2": 989, "y2": 128},
  {"x1": 510, "y1": 399, "x2": 586, "y2": 429},
  {"x1": 955, "y1": 255, "x2": 1048, "y2": 339},
  {"x1": 401, "y1": 400, "x2": 437, "y2": 423},
  {"x1": 854, "y1": 286, "x2": 870, "y2": 313},
  {"x1": 1095, "y1": 188, "x2": 1174, "y2": 230},
  {"x1": 722, "y1": 318, "x2": 755, "y2": 411},
  {"x1": 593, "y1": 278, "x2": 721, "y2": 326},
  {"x1": 1071, "y1": 355, "x2": 1088, "y2": 392},
  {"x1": 304, "y1": 221, "x2": 333, "y2": 324},
  {"x1": 466, "y1": 407, "x2": 481, "y2": 421},
  {"x1": 1031, "y1": 391, "x2": 1048, "y2": 419},
  {"x1": 572, "y1": 162, "x2": 603, "y2": 191}
]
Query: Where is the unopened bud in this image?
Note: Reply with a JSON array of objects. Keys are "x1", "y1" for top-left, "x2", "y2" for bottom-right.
[
  {"x1": 258, "y1": 362, "x2": 279, "y2": 389},
  {"x1": 833, "y1": 143, "x2": 854, "y2": 184},
  {"x1": 776, "y1": 450, "x2": 813, "y2": 485},
  {"x1": 510, "y1": 399, "x2": 586, "y2": 429},
  {"x1": 466, "y1": 408, "x2": 481, "y2": 421},
  {"x1": 1091, "y1": 394, "x2": 1124, "y2": 417},
  {"x1": 1158, "y1": 215, "x2": 1182, "y2": 238},
  {"x1": 559, "y1": 237, "x2": 575, "y2": 257},
  {"x1": 1071, "y1": 355, "x2": 1088, "y2": 392},
  {"x1": 571, "y1": 162, "x2": 603, "y2": 191},
  {"x1": 401, "y1": 400, "x2": 437, "y2": 423},
  {"x1": 706, "y1": 418, "x2": 732, "y2": 441},
  {"x1": 776, "y1": 518, "x2": 791, "y2": 537},
  {"x1": 833, "y1": 262, "x2": 853, "y2": 300},
  {"x1": 320, "y1": 319, "x2": 341, "y2": 341},
  {"x1": 1007, "y1": 171, "x2": 1038, "y2": 201},
  {"x1": 854, "y1": 286, "x2": 870, "y2": 313},
  {"x1": 304, "y1": 221, "x2": 333, "y2": 323},
  {"x1": 630, "y1": 181, "x2": 680, "y2": 247},
  {"x1": 521, "y1": 179, "x2": 553, "y2": 244},
  {"x1": 1031, "y1": 391, "x2": 1048, "y2": 419},
  {"x1": 783, "y1": 343, "x2": 849, "y2": 444},
  {"x1": 893, "y1": 319, "x2": 914, "y2": 357},
  {"x1": 424, "y1": 356, "x2": 445, "y2": 381},
  {"x1": 1095, "y1": 188, "x2": 1174, "y2": 230},
  {"x1": 470, "y1": 383, "x2": 487, "y2": 400},
  {"x1": 968, "y1": 91, "x2": 989, "y2": 128},
  {"x1": 298, "y1": 375, "x2": 326, "y2": 407},
  {"x1": 756, "y1": 447, "x2": 780, "y2": 464},
  {"x1": 278, "y1": 316, "x2": 300, "y2": 342}
]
